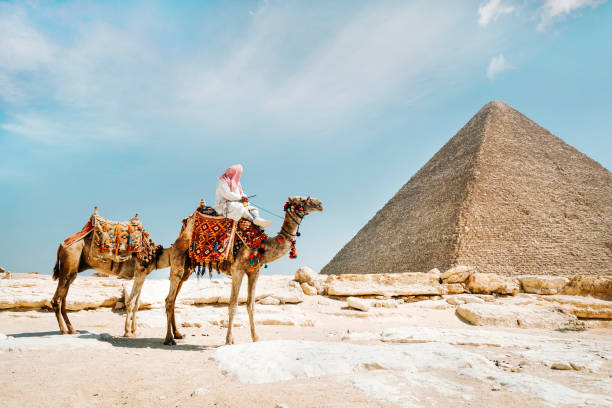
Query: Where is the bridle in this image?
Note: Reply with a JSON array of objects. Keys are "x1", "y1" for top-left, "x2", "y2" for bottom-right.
[{"x1": 280, "y1": 196, "x2": 311, "y2": 239}]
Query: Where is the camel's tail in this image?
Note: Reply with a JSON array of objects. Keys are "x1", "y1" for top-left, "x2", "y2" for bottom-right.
[{"x1": 52, "y1": 245, "x2": 61, "y2": 281}]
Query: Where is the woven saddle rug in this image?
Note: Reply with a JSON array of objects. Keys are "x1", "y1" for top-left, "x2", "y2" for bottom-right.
[
  {"x1": 188, "y1": 211, "x2": 237, "y2": 265},
  {"x1": 235, "y1": 219, "x2": 268, "y2": 249},
  {"x1": 62, "y1": 212, "x2": 159, "y2": 266}
]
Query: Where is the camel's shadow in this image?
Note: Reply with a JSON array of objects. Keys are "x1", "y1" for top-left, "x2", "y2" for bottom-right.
[{"x1": 5, "y1": 330, "x2": 220, "y2": 351}]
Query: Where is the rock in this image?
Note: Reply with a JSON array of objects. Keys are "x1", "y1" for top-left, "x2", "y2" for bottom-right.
[
  {"x1": 311, "y1": 279, "x2": 326, "y2": 295},
  {"x1": 258, "y1": 296, "x2": 281, "y2": 305},
  {"x1": 347, "y1": 297, "x2": 370, "y2": 312},
  {"x1": 466, "y1": 273, "x2": 520, "y2": 295},
  {"x1": 300, "y1": 282, "x2": 317, "y2": 296},
  {"x1": 275, "y1": 404, "x2": 289, "y2": 408},
  {"x1": 445, "y1": 295, "x2": 484, "y2": 306},
  {"x1": 456, "y1": 303, "x2": 583, "y2": 330},
  {"x1": 441, "y1": 265, "x2": 475, "y2": 284},
  {"x1": 373, "y1": 299, "x2": 398, "y2": 308},
  {"x1": 294, "y1": 266, "x2": 318, "y2": 284},
  {"x1": 427, "y1": 268, "x2": 441, "y2": 275},
  {"x1": 518, "y1": 276, "x2": 569, "y2": 295},
  {"x1": 191, "y1": 388, "x2": 206, "y2": 397},
  {"x1": 2, "y1": 271, "x2": 11, "y2": 279},
  {"x1": 561, "y1": 275, "x2": 612, "y2": 300},
  {"x1": 442, "y1": 283, "x2": 466, "y2": 294},
  {"x1": 551, "y1": 362, "x2": 572, "y2": 370},
  {"x1": 537, "y1": 295, "x2": 612, "y2": 319},
  {"x1": 325, "y1": 273, "x2": 443, "y2": 297}
]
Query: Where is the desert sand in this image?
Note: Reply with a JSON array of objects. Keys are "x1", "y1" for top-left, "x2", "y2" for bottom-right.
[{"x1": 1, "y1": 271, "x2": 611, "y2": 408}]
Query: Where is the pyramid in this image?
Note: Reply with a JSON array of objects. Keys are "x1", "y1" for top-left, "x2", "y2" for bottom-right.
[{"x1": 322, "y1": 101, "x2": 612, "y2": 276}]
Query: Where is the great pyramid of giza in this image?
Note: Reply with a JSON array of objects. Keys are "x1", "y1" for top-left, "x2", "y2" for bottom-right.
[{"x1": 322, "y1": 101, "x2": 612, "y2": 276}]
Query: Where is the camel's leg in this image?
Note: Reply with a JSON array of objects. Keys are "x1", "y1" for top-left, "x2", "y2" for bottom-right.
[
  {"x1": 246, "y1": 271, "x2": 259, "y2": 342},
  {"x1": 171, "y1": 272, "x2": 190, "y2": 340},
  {"x1": 164, "y1": 270, "x2": 183, "y2": 345},
  {"x1": 226, "y1": 270, "x2": 245, "y2": 345},
  {"x1": 125, "y1": 273, "x2": 146, "y2": 337},
  {"x1": 51, "y1": 276, "x2": 69, "y2": 335},
  {"x1": 60, "y1": 273, "x2": 78, "y2": 334}
]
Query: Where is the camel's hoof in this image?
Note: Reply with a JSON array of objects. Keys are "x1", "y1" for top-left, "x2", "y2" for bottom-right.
[
  {"x1": 164, "y1": 338, "x2": 176, "y2": 346},
  {"x1": 68, "y1": 329, "x2": 78, "y2": 335},
  {"x1": 173, "y1": 332, "x2": 184, "y2": 340},
  {"x1": 123, "y1": 332, "x2": 135, "y2": 338},
  {"x1": 225, "y1": 337, "x2": 234, "y2": 345},
  {"x1": 252, "y1": 335, "x2": 259, "y2": 342}
]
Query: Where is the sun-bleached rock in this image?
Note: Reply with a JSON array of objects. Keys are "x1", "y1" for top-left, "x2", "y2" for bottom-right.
[
  {"x1": 442, "y1": 283, "x2": 466, "y2": 294},
  {"x1": 518, "y1": 275, "x2": 569, "y2": 295},
  {"x1": 466, "y1": 273, "x2": 520, "y2": 295},
  {"x1": 300, "y1": 282, "x2": 317, "y2": 296},
  {"x1": 561, "y1": 275, "x2": 612, "y2": 300},
  {"x1": 325, "y1": 273, "x2": 442, "y2": 297},
  {"x1": 537, "y1": 295, "x2": 612, "y2": 319},
  {"x1": 441, "y1": 265, "x2": 475, "y2": 284},
  {"x1": 294, "y1": 266, "x2": 318, "y2": 284},
  {"x1": 347, "y1": 297, "x2": 370, "y2": 312},
  {"x1": 445, "y1": 294, "x2": 484, "y2": 306},
  {"x1": 372, "y1": 299, "x2": 398, "y2": 308},
  {"x1": 213, "y1": 339, "x2": 612, "y2": 407},
  {"x1": 258, "y1": 296, "x2": 281, "y2": 305},
  {"x1": 456, "y1": 302, "x2": 582, "y2": 330}
]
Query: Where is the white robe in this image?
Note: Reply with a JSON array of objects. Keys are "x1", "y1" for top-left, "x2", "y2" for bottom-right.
[{"x1": 214, "y1": 179, "x2": 260, "y2": 221}]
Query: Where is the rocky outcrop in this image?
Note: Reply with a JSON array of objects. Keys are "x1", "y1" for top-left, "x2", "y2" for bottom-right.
[
  {"x1": 440, "y1": 266, "x2": 475, "y2": 284},
  {"x1": 466, "y1": 273, "x2": 520, "y2": 295},
  {"x1": 456, "y1": 302, "x2": 583, "y2": 330},
  {"x1": 518, "y1": 276, "x2": 569, "y2": 295},
  {"x1": 537, "y1": 295, "x2": 612, "y2": 319},
  {"x1": 325, "y1": 271, "x2": 442, "y2": 297},
  {"x1": 560, "y1": 276, "x2": 612, "y2": 300}
]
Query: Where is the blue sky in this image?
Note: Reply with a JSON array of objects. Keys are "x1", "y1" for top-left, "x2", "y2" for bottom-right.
[{"x1": 1, "y1": 0, "x2": 610, "y2": 278}]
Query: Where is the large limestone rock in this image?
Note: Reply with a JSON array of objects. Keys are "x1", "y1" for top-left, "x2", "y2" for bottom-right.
[
  {"x1": 325, "y1": 272, "x2": 442, "y2": 297},
  {"x1": 561, "y1": 276, "x2": 612, "y2": 300},
  {"x1": 518, "y1": 276, "x2": 569, "y2": 295},
  {"x1": 0, "y1": 274, "x2": 122, "y2": 311},
  {"x1": 537, "y1": 295, "x2": 612, "y2": 319},
  {"x1": 456, "y1": 302, "x2": 582, "y2": 330},
  {"x1": 347, "y1": 297, "x2": 370, "y2": 312},
  {"x1": 294, "y1": 267, "x2": 318, "y2": 284},
  {"x1": 466, "y1": 273, "x2": 520, "y2": 295},
  {"x1": 440, "y1": 266, "x2": 475, "y2": 284},
  {"x1": 300, "y1": 282, "x2": 317, "y2": 296}
]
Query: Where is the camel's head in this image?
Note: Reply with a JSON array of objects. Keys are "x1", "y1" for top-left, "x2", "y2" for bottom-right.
[{"x1": 286, "y1": 196, "x2": 323, "y2": 215}]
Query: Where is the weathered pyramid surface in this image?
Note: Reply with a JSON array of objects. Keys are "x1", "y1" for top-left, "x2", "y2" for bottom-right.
[{"x1": 322, "y1": 101, "x2": 612, "y2": 276}]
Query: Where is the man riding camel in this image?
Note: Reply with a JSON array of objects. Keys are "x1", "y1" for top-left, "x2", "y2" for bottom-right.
[{"x1": 214, "y1": 164, "x2": 272, "y2": 229}]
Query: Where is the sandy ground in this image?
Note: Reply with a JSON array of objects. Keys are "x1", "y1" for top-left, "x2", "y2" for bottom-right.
[{"x1": 1, "y1": 293, "x2": 611, "y2": 408}]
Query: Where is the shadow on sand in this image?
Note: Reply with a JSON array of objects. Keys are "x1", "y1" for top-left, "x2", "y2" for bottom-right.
[{"x1": 5, "y1": 330, "x2": 221, "y2": 351}]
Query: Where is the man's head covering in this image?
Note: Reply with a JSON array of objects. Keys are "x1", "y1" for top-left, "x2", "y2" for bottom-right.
[{"x1": 220, "y1": 164, "x2": 244, "y2": 195}]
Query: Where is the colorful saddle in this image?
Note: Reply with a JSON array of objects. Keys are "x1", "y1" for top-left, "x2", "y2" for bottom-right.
[
  {"x1": 62, "y1": 207, "x2": 160, "y2": 267},
  {"x1": 189, "y1": 207, "x2": 268, "y2": 275}
]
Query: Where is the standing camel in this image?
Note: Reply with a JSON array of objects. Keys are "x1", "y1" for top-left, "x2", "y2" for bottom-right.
[
  {"x1": 163, "y1": 196, "x2": 323, "y2": 345},
  {"x1": 52, "y1": 217, "x2": 171, "y2": 337}
]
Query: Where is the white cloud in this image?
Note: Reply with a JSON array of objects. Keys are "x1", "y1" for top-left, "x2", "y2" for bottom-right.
[
  {"x1": 538, "y1": 0, "x2": 607, "y2": 31},
  {"x1": 478, "y1": 0, "x2": 516, "y2": 26},
  {"x1": 0, "y1": 2, "x2": 505, "y2": 147},
  {"x1": 486, "y1": 54, "x2": 515, "y2": 79}
]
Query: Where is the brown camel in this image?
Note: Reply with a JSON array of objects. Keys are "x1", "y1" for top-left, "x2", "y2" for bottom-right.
[
  {"x1": 163, "y1": 196, "x2": 323, "y2": 345},
  {"x1": 52, "y1": 222, "x2": 171, "y2": 337}
]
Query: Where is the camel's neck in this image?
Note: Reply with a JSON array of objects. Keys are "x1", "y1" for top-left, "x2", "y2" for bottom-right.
[
  {"x1": 154, "y1": 245, "x2": 173, "y2": 270},
  {"x1": 261, "y1": 211, "x2": 303, "y2": 264}
]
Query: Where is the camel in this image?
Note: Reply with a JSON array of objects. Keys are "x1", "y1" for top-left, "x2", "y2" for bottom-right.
[
  {"x1": 163, "y1": 196, "x2": 323, "y2": 345},
  {"x1": 52, "y1": 213, "x2": 171, "y2": 337}
]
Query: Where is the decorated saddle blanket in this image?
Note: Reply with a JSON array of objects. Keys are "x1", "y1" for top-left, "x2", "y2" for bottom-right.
[
  {"x1": 235, "y1": 219, "x2": 268, "y2": 249},
  {"x1": 188, "y1": 211, "x2": 237, "y2": 265},
  {"x1": 62, "y1": 211, "x2": 159, "y2": 267}
]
